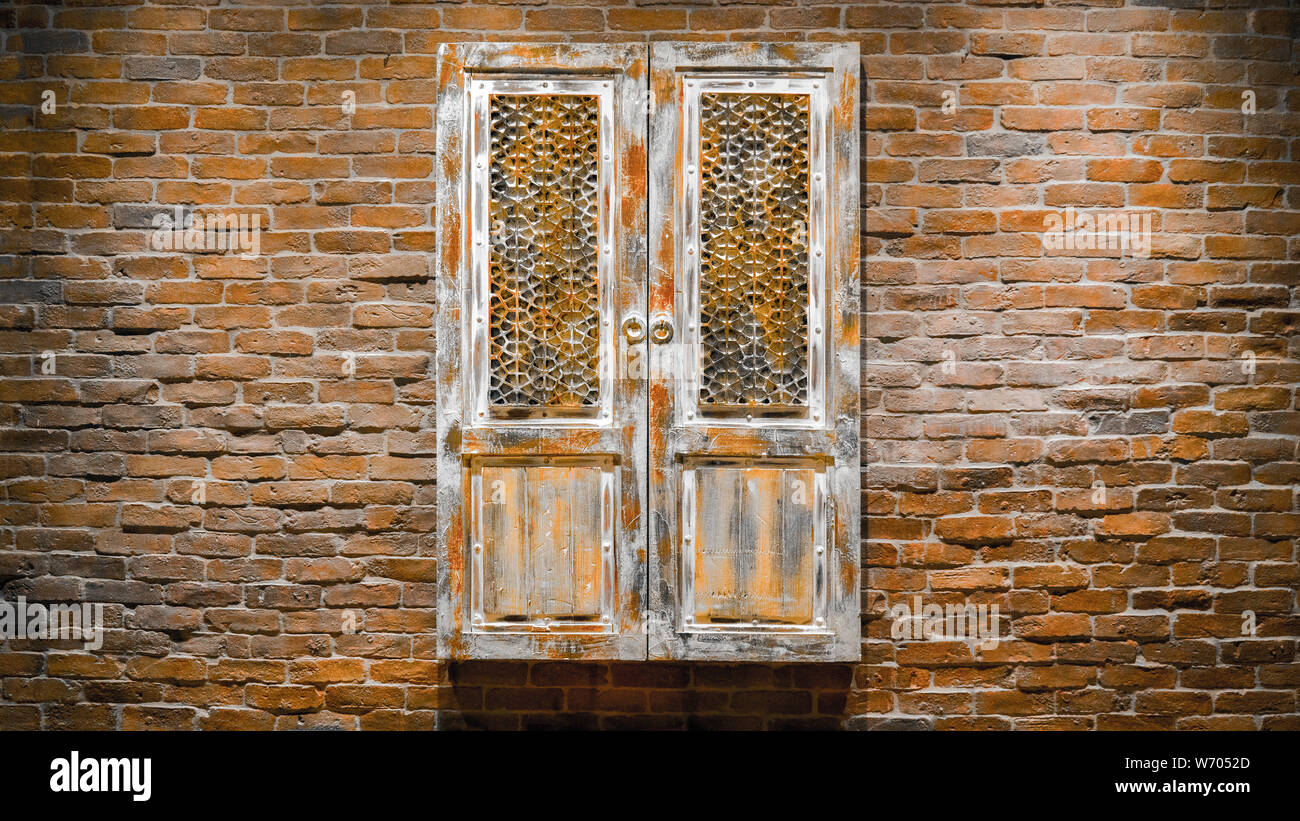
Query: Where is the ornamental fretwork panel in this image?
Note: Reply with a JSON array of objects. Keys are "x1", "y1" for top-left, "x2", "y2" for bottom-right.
[
  {"x1": 487, "y1": 94, "x2": 602, "y2": 410},
  {"x1": 697, "y1": 92, "x2": 811, "y2": 414}
]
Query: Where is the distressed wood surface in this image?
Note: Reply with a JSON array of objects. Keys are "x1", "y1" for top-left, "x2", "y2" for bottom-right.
[
  {"x1": 436, "y1": 43, "x2": 648, "y2": 660},
  {"x1": 478, "y1": 464, "x2": 603, "y2": 621},
  {"x1": 648, "y1": 42, "x2": 860, "y2": 661},
  {"x1": 439, "y1": 41, "x2": 858, "y2": 662},
  {"x1": 692, "y1": 465, "x2": 816, "y2": 625}
]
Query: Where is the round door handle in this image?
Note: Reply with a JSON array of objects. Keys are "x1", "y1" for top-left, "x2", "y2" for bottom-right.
[
  {"x1": 621, "y1": 314, "x2": 646, "y2": 344},
  {"x1": 650, "y1": 315, "x2": 674, "y2": 344}
]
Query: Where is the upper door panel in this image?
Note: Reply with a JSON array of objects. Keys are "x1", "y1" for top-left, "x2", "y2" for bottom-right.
[
  {"x1": 435, "y1": 43, "x2": 649, "y2": 660},
  {"x1": 647, "y1": 42, "x2": 861, "y2": 661}
]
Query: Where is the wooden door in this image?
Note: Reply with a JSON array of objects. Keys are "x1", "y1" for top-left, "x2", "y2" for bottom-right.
[
  {"x1": 646, "y1": 43, "x2": 861, "y2": 661},
  {"x1": 435, "y1": 44, "x2": 648, "y2": 659}
]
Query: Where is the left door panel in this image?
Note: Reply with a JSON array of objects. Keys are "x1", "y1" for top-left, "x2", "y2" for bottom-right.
[{"x1": 436, "y1": 44, "x2": 648, "y2": 659}]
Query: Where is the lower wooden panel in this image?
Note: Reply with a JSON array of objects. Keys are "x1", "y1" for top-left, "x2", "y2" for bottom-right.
[
  {"x1": 440, "y1": 451, "x2": 645, "y2": 660},
  {"x1": 680, "y1": 458, "x2": 828, "y2": 637},
  {"x1": 690, "y1": 465, "x2": 816, "y2": 626},
  {"x1": 471, "y1": 458, "x2": 614, "y2": 631}
]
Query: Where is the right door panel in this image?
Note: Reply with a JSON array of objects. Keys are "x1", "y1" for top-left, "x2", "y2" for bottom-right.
[{"x1": 647, "y1": 43, "x2": 860, "y2": 661}]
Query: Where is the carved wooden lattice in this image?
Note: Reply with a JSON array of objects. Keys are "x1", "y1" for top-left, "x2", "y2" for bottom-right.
[
  {"x1": 487, "y1": 94, "x2": 601, "y2": 410},
  {"x1": 697, "y1": 92, "x2": 810, "y2": 413}
]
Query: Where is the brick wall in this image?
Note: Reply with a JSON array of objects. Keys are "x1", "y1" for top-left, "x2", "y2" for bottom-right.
[{"x1": 0, "y1": 0, "x2": 1296, "y2": 731}]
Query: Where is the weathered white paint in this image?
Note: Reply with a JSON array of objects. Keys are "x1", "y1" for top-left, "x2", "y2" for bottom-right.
[
  {"x1": 647, "y1": 42, "x2": 861, "y2": 662},
  {"x1": 436, "y1": 43, "x2": 649, "y2": 660}
]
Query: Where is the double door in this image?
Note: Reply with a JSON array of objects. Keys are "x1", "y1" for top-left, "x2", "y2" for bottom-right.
[{"x1": 435, "y1": 42, "x2": 859, "y2": 661}]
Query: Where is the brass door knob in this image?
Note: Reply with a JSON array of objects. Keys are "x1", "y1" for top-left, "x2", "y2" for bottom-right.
[
  {"x1": 649, "y1": 314, "x2": 673, "y2": 344},
  {"x1": 621, "y1": 314, "x2": 646, "y2": 344}
]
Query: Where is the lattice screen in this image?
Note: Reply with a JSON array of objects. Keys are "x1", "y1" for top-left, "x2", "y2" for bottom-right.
[
  {"x1": 697, "y1": 92, "x2": 811, "y2": 413},
  {"x1": 487, "y1": 94, "x2": 602, "y2": 410}
]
